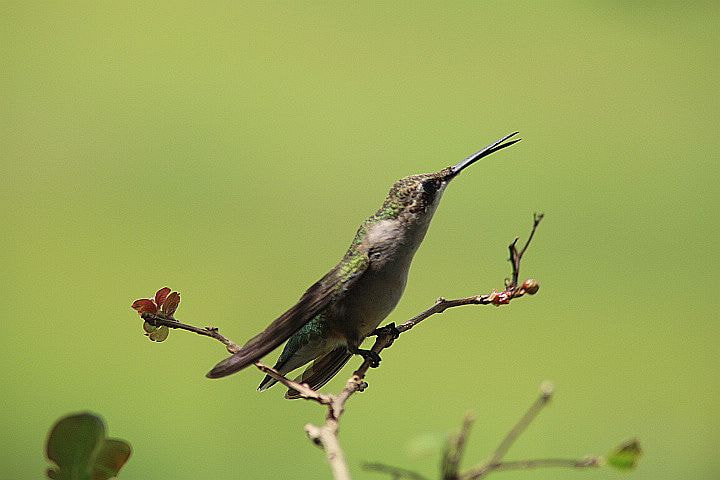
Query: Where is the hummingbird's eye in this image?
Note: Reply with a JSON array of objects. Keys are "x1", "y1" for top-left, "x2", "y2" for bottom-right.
[{"x1": 421, "y1": 179, "x2": 438, "y2": 195}]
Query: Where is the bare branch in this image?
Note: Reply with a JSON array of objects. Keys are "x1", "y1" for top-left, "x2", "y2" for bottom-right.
[
  {"x1": 492, "y1": 457, "x2": 602, "y2": 471},
  {"x1": 306, "y1": 422, "x2": 352, "y2": 480},
  {"x1": 387, "y1": 287, "x2": 534, "y2": 338},
  {"x1": 442, "y1": 413, "x2": 476, "y2": 480},
  {"x1": 507, "y1": 213, "x2": 543, "y2": 290},
  {"x1": 461, "y1": 456, "x2": 601, "y2": 479},
  {"x1": 141, "y1": 312, "x2": 241, "y2": 353},
  {"x1": 519, "y1": 213, "x2": 544, "y2": 259},
  {"x1": 253, "y1": 361, "x2": 333, "y2": 406},
  {"x1": 489, "y1": 382, "x2": 554, "y2": 466}
]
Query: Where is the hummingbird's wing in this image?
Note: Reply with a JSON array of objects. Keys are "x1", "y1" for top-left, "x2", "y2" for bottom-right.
[{"x1": 206, "y1": 253, "x2": 369, "y2": 378}]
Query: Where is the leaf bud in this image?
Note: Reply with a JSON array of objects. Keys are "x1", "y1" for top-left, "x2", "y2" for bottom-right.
[{"x1": 522, "y1": 278, "x2": 539, "y2": 295}]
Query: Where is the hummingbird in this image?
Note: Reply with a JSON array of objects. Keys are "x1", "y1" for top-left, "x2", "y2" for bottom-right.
[{"x1": 206, "y1": 132, "x2": 521, "y2": 398}]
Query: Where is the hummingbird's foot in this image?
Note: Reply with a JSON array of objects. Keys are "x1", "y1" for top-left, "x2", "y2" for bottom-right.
[
  {"x1": 370, "y1": 322, "x2": 401, "y2": 339},
  {"x1": 384, "y1": 322, "x2": 401, "y2": 339},
  {"x1": 350, "y1": 348, "x2": 382, "y2": 368}
]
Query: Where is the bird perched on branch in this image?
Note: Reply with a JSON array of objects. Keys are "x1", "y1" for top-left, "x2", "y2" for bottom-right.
[{"x1": 207, "y1": 132, "x2": 521, "y2": 398}]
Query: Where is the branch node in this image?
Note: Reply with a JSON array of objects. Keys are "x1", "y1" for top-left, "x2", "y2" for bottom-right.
[
  {"x1": 582, "y1": 455, "x2": 604, "y2": 467},
  {"x1": 305, "y1": 424, "x2": 323, "y2": 447},
  {"x1": 539, "y1": 381, "x2": 554, "y2": 400}
]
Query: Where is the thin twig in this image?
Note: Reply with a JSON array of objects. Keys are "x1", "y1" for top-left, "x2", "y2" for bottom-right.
[
  {"x1": 492, "y1": 457, "x2": 602, "y2": 471},
  {"x1": 388, "y1": 290, "x2": 529, "y2": 337},
  {"x1": 141, "y1": 313, "x2": 241, "y2": 353},
  {"x1": 442, "y1": 413, "x2": 476, "y2": 479},
  {"x1": 253, "y1": 361, "x2": 333, "y2": 406},
  {"x1": 488, "y1": 382, "x2": 554, "y2": 466},
  {"x1": 519, "y1": 213, "x2": 544, "y2": 259},
  {"x1": 507, "y1": 213, "x2": 543, "y2": 290},
  {"x1": 461, "y1": 456, "x2": 601, "y2": 479}
]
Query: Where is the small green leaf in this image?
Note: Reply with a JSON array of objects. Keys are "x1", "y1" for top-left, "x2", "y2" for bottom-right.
[
  {"x1": 607, "y1": 439, "x2": 642, "y2": 470},
  {"x1": 148, "y1": 325, "x2": 169, "y2": 342},
  {"x1": 46, "y1": 413, "x2": 131, "y2": 480},
  {"x1": 142, "y1": 321, "x2": 157, "y2": 333}
]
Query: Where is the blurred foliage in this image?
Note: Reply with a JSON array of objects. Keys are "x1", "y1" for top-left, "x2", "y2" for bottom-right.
[
  {"x1": 46, "y1": 413, "x2": 131, "y2": 480},
  {"x1": 607, "y1": 439, "x2": 643, "y2": 471},
  {"x1": 2, "y1": 1, "x2": 718, "y2": 479}
]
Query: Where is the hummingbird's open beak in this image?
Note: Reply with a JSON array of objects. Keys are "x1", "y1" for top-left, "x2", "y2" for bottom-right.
[{"x1": 448, "y1": 132, "x2": 521, "y2": 179}]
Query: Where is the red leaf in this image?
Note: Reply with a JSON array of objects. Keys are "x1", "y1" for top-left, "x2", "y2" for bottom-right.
[
  {"x1": 154, "y1": 287, "x2": 171, "y2": 307},
  {"x1": 131, "y1": 299, "x2": 157, "y2": 315},
  {"x1": 161, "y1": 292, "x2": 180, "y2": 316}
]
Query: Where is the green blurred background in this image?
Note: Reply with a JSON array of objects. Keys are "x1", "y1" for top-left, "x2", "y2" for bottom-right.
[{"x1": 2, "y1": 1, "x2": 718, "y2": 479}]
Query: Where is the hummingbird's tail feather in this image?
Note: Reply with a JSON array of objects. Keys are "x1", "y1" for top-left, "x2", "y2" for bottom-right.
[
  {"x1": 285, "y1": 347, "x2": 353, "y2": 399},
  {"x1": 206, "y1": 260, "x2": 369, "y2": 379},
  {"x1": 258, "y1": 371, "x2": 277, "y2": 390},
  {"x1": 206, "y1": 288, "x2": 333, "y2": 379},
  {"x1": 257, "y1": 368, "x2": 281, "y2": 391},
  {"x1": 257, "y1": 347, "x2": 314, "y2": 391}
]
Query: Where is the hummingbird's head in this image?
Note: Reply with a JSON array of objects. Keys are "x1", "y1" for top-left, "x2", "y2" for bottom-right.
[
  {"x1": 353, "y1": 132, "x2": 520, "y2": 267},
  {"x1": 380, "y1": 132, "x2": 521, "y2": 220}
]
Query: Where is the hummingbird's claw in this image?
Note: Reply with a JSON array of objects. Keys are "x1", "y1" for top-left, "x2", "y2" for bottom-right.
[
  {"x1": 351, "y1": 347, "x2": 382, "y2": 368},
  {"x1": 366, "y1": 351, "x2": 382, "y2": 368},
  {"x1": 370, "y1": 322, "x2": 401, "y2": 339},
  {"x1": 385, "y1": 322, "x2": 401, "y2": 339}
]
